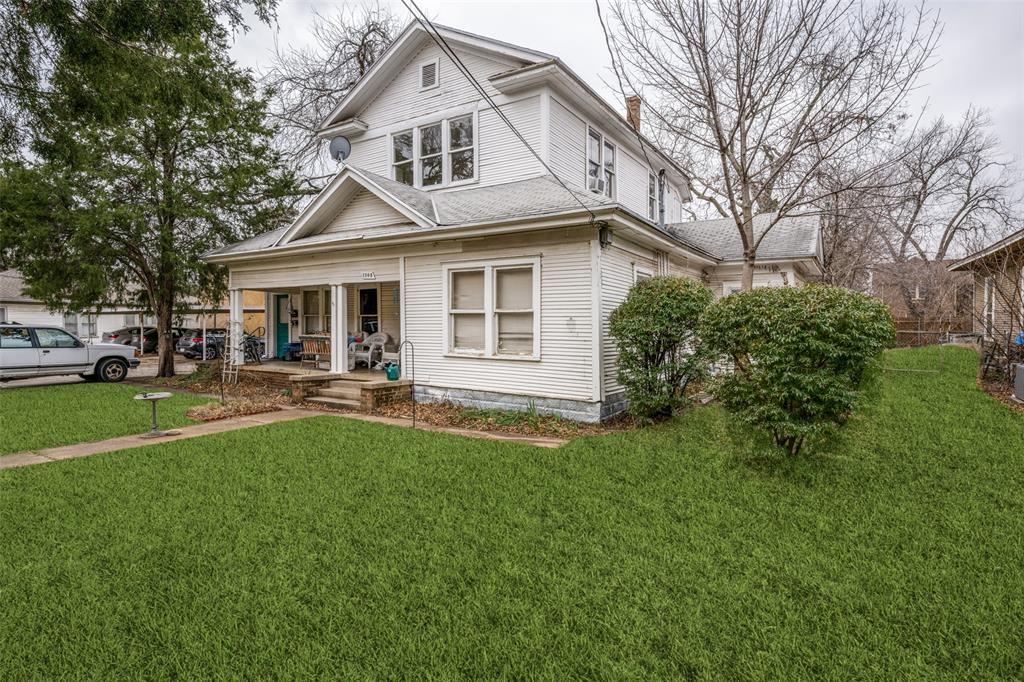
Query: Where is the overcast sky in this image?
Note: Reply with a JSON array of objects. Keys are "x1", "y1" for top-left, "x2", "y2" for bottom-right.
[{"x1": 230, "y1": 0, "x2": 1024, "y2": 169}]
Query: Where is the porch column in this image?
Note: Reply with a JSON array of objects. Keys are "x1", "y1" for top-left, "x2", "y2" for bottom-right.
[
  {"x1": 339, "y1": 285, "x2": 348, "y2": 372},
  {"x1": 263, "y1": 292, "x2": 274, "y2": 359},
  {"x1": 229, "y1": 288, "x2": 244, "y2": 365},
  {"x1": 330, "y1": 284, "x2": 342, "y2": 373}
]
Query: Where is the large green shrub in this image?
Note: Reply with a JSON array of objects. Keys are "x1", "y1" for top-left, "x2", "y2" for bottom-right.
[
  {"x1": 700, "y1": 285, "x2": 895, "y2": 455},
  {"x1": 609, "y1": 276, "x2": 713, "y2": 421}
]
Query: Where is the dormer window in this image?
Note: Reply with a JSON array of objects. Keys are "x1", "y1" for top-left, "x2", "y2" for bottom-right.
[
  {"x1": 420, "y1": 58, "x2": 440, "y2": 90},
  {"x1": 587, "y1": 128, "x2": 615, "y2": 198},
  {"x1": 390, "y1": 112, "x2": 477, "y2": 188}
]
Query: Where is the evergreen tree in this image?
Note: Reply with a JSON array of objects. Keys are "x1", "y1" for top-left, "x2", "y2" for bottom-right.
[{"x1": 0, "y1": 0, "x2": 298, "y2": 376}]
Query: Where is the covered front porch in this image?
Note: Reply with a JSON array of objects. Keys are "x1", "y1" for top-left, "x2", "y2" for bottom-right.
[{"x1": 226, "y1": 279, "x2": 403, "y2": 376}]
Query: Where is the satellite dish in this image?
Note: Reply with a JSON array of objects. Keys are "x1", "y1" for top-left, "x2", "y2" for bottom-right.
[{"x1": 329, "y1": 136, "x2": 352, "y2": 163}]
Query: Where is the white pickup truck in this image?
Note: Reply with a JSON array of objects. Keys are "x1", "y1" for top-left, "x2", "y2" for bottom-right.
[{"x1": 0, "y1": 323, "x2": 141, "y2": 383}]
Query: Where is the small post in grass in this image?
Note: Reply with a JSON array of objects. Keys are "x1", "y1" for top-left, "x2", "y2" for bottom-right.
[{"x1": 133, "y1": 392, "x2": 180, "y2": 439}]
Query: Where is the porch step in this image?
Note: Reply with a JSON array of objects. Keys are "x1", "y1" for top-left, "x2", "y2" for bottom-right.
[
  {"x1": 317, "y1": 385, "x2": 362, "y2": 400},
  {"x1": 306, "y1": 395, "x2": 361, "y2": 409}
]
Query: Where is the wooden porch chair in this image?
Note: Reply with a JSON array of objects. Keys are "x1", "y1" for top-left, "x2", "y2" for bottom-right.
[{"x1": 299, "y1": 335, "x2": 331, "y2": 370}]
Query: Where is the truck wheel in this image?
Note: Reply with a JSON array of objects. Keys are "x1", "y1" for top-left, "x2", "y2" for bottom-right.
[{"x1": 97, "y1": 358, "x2": 128, "y2": 383}]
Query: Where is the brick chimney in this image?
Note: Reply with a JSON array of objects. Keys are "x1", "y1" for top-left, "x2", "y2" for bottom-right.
[{"x1": 625, "y1": 95, "x2": 642, "y2": 131}]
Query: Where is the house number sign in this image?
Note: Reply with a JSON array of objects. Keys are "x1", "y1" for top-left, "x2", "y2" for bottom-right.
[{"x1": 360, "y1": 272, "x2": 376, "y2": 280}]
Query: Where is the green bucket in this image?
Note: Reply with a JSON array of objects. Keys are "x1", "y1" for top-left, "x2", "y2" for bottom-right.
[{"x1": 385, "y1": 363, "x2": 401, "y2": 381}]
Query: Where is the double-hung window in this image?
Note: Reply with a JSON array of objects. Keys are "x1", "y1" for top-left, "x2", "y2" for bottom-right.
[
  {"x1": 392, "y1": 131, "x2": 414, "y2": 186},
  {"x1": 303, "y1": 290, "x2": 321, "y2": 334},
  {"x1": 586, "y1": 128, "x2": 615, "y2": 197},
  {"x1": 648, "y1": 173, "x2": 658, "y2": 221},
  {"x1": 63, "y1": 312, "x2": 78, "y2": 336},
  {"x1": 445, "y1": 258, "x2": 540, "y2": 358},
  {"x1": 983, "y1": 276, "x2": 996, "y2": 338},
  {"x1": 419, "y1": 122, "x2": 443, "y2": 187},
  {"x1": 391, "y1": 113, "x2": 476, "y2": 188}
]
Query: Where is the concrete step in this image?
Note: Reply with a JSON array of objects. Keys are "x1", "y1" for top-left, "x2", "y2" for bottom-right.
[
  {"x1": 307, "y1": 395, "x2": 361, "y2": 409},
  {"x1": 317, "y1": 386, "x2": 362, "y2": 400}
]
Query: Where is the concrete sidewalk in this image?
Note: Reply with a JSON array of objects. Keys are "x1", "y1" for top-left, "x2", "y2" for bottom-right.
[
  {"x1": 0, "y1": 407, "x2": 566, "y2": 471},
  {"x1": 0, "y1": 408, "x2": 319, "y2": 469}
]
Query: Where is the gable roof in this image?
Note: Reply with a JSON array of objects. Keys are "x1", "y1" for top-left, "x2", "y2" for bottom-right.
[
  {"x1": 275, "y1": 166, "x2": 438, "y2": 246},
  {"x1": 320, "y1": 22, "x2": 549, "y2": 131},
  {"x1": 948, "y1": 228, "x2": 1024, "y2": 271},
  {"x1": 0, "y1": 269, "x2": 38, "y2": 304},
  {"x1": 667, "y1": 213, "x2": 821, "y2": 262},
  {"x1": 206, "y1": 166, "x2": 615, "y2": 259}
]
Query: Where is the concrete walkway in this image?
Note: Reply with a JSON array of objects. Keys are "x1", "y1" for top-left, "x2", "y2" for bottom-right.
[
  {"x1": 0, "y1": 407, "x2": 566, "y2": 470},
  {"x1": 0, "y1": 409, "x2": 319, "y2": 470}
]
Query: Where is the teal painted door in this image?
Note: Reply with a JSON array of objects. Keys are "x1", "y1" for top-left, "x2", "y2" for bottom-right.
[{"x1": 275, "y1": 295, "x2": 290, "y2": 358}]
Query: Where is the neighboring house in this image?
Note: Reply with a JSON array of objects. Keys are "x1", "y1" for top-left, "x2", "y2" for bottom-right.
[
  {"x1": 948, "y1": 228, "x2": 1024, "y2": 342},
  {"x1": 868, "y1": 259, "x2": 973, "y2": 324},
  {"x1": 205, "y1": 22, "x2": 822, "y2": 421},
  {"x1": 0, "y1": 269, "x2": 266, "y2": 341}
]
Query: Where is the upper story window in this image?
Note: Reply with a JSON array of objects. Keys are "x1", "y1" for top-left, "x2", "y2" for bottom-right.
[
  {"x1": 391, "y1": 113, "x2": 476, "y2": 189},
  {"x1": 587, "y1": 128, "x2": 615, "y2": 197},
  {"x1": 648, "y1": 173, "x2": 658, "y2": 221}
]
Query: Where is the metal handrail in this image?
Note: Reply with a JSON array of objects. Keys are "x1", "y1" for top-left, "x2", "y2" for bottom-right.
[{"x1": 397, "y1": 339, "x2": 416, "y2": 427}]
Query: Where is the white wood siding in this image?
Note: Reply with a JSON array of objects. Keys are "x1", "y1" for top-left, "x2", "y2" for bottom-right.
[
  {"x1": 1, "y1": 303, "x2": 61, "y2": 327},
  {"x1": 322, "y1": 188, "x2": 414, "y2": 235},
  {"x1": 599, "y1": 239, "x2": 658, "y2": 395},
  {"x1": 348, "y1": 135, "x2": 389, "y2": 176},
  {"x1": 548, "y1": 97, "x2": 586, "y2": 185},
  {"x1": 616, "y1": 147, "x2": 648, "y2": 217},
  {"x1": 358, "y1": 43, "x2": 515, "y2": 130},
  {"x1": 477, "y1": 94, "x2": 544, "y2": 185},
  {"x1": 404, "y1": 233, "x2": 595, "y2": 401}
]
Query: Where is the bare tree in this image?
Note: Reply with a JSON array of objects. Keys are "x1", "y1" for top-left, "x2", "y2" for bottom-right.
[
  {"x1": 261, "y1": 2, "x2": 400, "y2": 190},
  {"x1": 880, "y1": 109, "x2": 1019, "y2": 263},
  {"x1": 601, "y1": 0, "x2": 939, "y2": 289}
]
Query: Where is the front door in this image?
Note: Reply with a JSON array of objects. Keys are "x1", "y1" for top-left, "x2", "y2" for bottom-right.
[{"x1": 275, "y1": 295, "x2": 290, "y2": 358}]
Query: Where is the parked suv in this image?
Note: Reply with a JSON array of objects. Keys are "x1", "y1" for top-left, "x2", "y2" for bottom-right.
[
  {"x1": 0, "y1": 323, "x2": 140, "y2": 383},
  {"x1": 179, "y1": 328, "x2": 226, "y2": 359},
  {"x1": 103, "y1": 326, "x2": 186, "y2": 353}
]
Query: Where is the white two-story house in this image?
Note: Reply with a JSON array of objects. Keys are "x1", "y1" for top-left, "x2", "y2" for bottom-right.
[{"x1": 205, "y1": 22, "x2": 822, "y2": 421}]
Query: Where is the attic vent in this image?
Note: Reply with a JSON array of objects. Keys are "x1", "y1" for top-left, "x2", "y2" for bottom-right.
[{"x1": 420, "y1": 60, "x2": 438, "y2": 89}]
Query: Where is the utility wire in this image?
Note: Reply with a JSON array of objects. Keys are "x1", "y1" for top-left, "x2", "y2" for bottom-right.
[
  {"x1": 593, "y1": 0, "x2": 664, "y2": 212},
  {"x1": 399, "y1": 0, "x2": 597, "y2": 224}
]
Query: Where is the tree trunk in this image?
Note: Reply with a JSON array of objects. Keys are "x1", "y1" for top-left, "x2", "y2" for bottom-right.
[
  {"x1": 741, "y1": 251, "x2": 756, "y2": 291},
  {"x1": 156, "y1": 301, "x2": 175, "y2": 377}
]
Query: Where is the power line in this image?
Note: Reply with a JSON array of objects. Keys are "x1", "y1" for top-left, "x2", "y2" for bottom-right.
[{"x1": 399, "y1": 0, "x2": 597, "y2": 224}]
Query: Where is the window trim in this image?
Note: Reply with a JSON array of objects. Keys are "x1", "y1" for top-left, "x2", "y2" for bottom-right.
[
  {"x1": 388, "y1": 111, "x2": 478, "y2": 190},
  {"x1": 585, "y1": 126, "x2": 616, "y2": 198},
  {"x1": 299, "y1": 287, "x2": 333, "y2": 336},
  {"x1": 357, "y1": 284, "x2": 381, "y2": 335},
  {"x1": 442, "y1": 256, "x2": 541, "y2": 361},
  {"x1": 418, "y1": 57, "x2": 440, "y2": 91},
  {"x1": 648, "y1": 172, "x2": 658, "y2": 221},
  {"x1": 983, "y1": 276, "x2": 996, "y2": 339}
]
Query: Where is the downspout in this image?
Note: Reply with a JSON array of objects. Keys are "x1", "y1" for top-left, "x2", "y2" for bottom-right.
[{"x1": 657, "y1": 169, "x2": 666, "y2": 228}]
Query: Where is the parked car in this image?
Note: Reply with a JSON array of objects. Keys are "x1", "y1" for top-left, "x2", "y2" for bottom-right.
[
  {"x1": 0, "y1": 323, "x2": 140, "y2": 383},
  {"x1": 103, "y1": 326, "x2": 186, "y2": 353},
  {"x1": 179, "y1": 329, "x2": 227, "y2": 359}
]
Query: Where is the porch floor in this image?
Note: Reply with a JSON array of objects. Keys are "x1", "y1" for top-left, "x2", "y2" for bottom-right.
[{"x1": 241, "y1": 360, "x2": 384, "y2": 382}]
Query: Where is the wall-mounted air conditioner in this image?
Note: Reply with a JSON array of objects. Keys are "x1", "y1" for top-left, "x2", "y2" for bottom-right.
[{"x1": 588, "y1": 176, "x2": 606, "y2": 194}]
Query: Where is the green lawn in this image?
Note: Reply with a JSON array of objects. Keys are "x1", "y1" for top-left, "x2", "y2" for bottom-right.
[
  {"x1": 2, "y1": 347, "x2": 1023, "y2": 679},
  {"x1": 0, "y1": 382, "x2": 209, "y2": 453}
]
